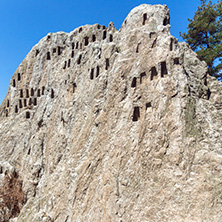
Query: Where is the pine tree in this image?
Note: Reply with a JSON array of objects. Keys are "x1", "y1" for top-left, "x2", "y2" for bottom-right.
[{"x1": 181, "y1": 0, "x2": 222, "y2": 79}]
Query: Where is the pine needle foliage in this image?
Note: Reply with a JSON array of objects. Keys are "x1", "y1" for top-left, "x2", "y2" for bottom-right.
[{"x1": 181, "y1": 0, "x2": 222, "y2": 79}]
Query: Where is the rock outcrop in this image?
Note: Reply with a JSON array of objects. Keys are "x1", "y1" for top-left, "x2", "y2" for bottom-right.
[{"x1": 0, "y1": 4, "x2": 222, "y2": 222}]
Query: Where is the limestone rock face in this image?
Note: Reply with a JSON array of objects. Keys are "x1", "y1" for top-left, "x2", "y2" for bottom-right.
[{"x1": 0, "y1": 4, "x2": 222, "y2": 222}]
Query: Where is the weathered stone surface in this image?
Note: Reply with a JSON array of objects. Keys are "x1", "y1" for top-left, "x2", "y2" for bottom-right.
[{"x1": 0, "y1": 4, "x2": 222, "y2": 222}]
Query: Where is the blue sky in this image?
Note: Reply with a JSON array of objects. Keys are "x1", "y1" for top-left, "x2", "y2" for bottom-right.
[{"x1": 0, "y1": 0, "x2": 217, "y2": 104}]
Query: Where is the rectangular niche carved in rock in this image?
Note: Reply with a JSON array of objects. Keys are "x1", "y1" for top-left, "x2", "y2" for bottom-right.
[
  {"x1": 150, "y1": 67, "x2": 158, "y2": 80},
  {"x1": 5, "y1": 109, "x2": 8, "y2": 117},
  {"x1": 207, "y1": 88, "x2": 211, "y2": 100},
  {"x1": 37, "y1": 89, "x2": 41, "y2": 97},
  {"x1": 31, "y1": 88, "x2": 34, "y2": 96},
  {"x1": 174, "y1": 58, "x2": 180, "y2": 65},
  {"x1": 18, "y1": 73, "x2": 21, "y2": 81},
  {"x1": 68, "y1": 59, "x2": 71, "y2": 67},
  {"x1": 19, "y1": 99, "x2": 23, "y2": 108},
  {"x1": 73, "y1": 83, "x2": 77, "y2": 93},
  {"x1": 13, "y1": 79, "x2": 16, "y2": 87},
  {"x1": 132, "y1": 106, "x2": 140, "y2": 122},
  {"x1": 92, "y1": 34, "x2": 96, "y2": 42},
  {"x1": 146, "y1": 102, "x2": 152, "y2": 111},
  {"x1": 33, "y1": 98, "x2": 37, "y2": 106},
  {"x1": 58, "y1": 46, "x2": 61, "y2": 55},
  {"x1": 26, "y1": 89, "x2": 29, "y2": 98},
  {"x1": 42, "y1": 86, "x2": 45, "y2": 95},
  {"x1": 76, "y1": 42, "x2": 79, "y2": 49},
  {"x1": 140, "y1": 72, "x2": 146, "y2": 84},
  {"x1": 51, "y1": 89, "x2": 54, "y2": 98},
  {"x1": 47, "y1": 52, "x2": 51, "y2": 60},
  {"x1": 96, "y1": 66, "x2": 100, "y2": 77},
  {"x1": 71, "y1": 50, "x2": 74, "y2": 58},
  {"x1": 26, "y1": 111, "x2": 30, "y2": 119},
  {"x1": 105, "y1": 58, "x2": 109, "y2": 70},
  {"x1": 84, "y1": 36, "x2": 89, "y2": 46},
  {"x1": 90, "y1": 68, "x2": 94, "y2": 80},
  {"x1": 77, "y1": 54, "x2": 82, "y2": 65},
  {"x1": 15, "y1": 105, "x2": 18, "y2": 113},
  {"x1": 131, "y1": 77, "x2": 137, "y2": 88},
  {"x1": 143, "y1": 13, "x2": 147, "y2": 25},
  {"x1": 29, "y1": 98, "x2": 32, "y2": 105},
  {"x1": 20, "y1": 89, "x2": 23, "y2": 98},
  {"x1": 35, "y1": 49, "x2": 40, "y2": 57},
  {"x1": 63, "y1": 61, "x2": 67, "y2": 69},
  {"x1": 72, "y1": 42, "x2": 75, "y2": 49},
  {"x1": 53, "y1": 48, "x2": 56, "y2": 53},
  {"x1": 24, "y1": 99, "x2": 27, "y2": 107},
  {"x1": 161, "y1": 62, "x2": 168, "y2": 77},
  {"x1": 109, "y1": 34, "x2": 113, "y2": 42},
  {"x1": 103, "y1": 31, "x2": 107, "y2": 40},
  {"x1": 7, "y1": 100, "x2": 9, "y2": 107},
  {"x1": 170, "y1": 38, "x2": 173, "y2": 51}
]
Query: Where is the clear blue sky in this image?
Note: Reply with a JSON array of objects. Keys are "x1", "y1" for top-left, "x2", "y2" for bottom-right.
[{"x1": 0, "y1": 0, "x2": 217, "y2": 104}]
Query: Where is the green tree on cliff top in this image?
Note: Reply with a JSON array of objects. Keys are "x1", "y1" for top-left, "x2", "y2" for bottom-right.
[{"x1": 181, "y1": 0, "x2": 222, "y2": 79}]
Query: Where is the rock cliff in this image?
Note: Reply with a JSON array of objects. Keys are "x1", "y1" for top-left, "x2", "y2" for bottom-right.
[{"x1": 0, "y1": 4, "x2": 222, "y2": 222}]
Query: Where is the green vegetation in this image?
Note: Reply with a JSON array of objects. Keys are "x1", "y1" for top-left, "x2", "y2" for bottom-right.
[{"x1": 181, "y1": 0, "x2": 222, "y2": 79}]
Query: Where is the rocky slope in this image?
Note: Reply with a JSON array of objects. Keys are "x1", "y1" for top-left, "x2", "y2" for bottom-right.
[{"x1": 0, "y1": 4, "x2": 222, "y2": 222}]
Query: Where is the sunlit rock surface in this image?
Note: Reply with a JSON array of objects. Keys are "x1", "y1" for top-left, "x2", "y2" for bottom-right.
[{"x1": 0, "y1": 4, "x2": 222, "y2": 222}]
